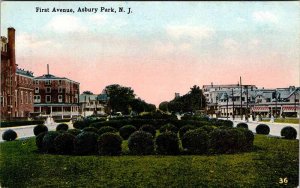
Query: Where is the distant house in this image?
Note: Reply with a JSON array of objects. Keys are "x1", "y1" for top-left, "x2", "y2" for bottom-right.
[
  {"x1": 79, "y1": 92, "x2": 107, "y2": 117},
  {"x1": 33, "y1": 68, "x2": 80, "y2": 119}
]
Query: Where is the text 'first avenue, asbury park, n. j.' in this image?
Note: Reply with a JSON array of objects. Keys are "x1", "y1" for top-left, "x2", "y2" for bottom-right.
[{"x1": 36, "y1": 6, "x2": 132, "y2": 14}]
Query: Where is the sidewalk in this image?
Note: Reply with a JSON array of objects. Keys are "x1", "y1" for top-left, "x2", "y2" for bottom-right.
[
  {"x1": 0, "y1": 122, "x2": 73, "y2": 142},
  {"x1": 220, "y1": 117, "x2": 299, "y2": 139}
]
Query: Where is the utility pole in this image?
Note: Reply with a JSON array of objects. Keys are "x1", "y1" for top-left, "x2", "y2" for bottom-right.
[
  {"x1": 232, "y1": 88, "x2": 235, "y2": 120},
  {"x1": 240, "y1": 76, "x2": 243, "y2": 120},
  {"x1": 226, "y1": 93, "x2": 229, "y2": 120},
  {"x1": 275, "y1": 90, "x2": 277, "y2": 118},
  {"x1": 246, "y1": 85, "x2": 249, "y2": 122}
]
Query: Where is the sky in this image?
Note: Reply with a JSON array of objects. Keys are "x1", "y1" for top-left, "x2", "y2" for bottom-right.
[{"x1": 1, "y1": 2, "x2": 299, "y2": 106}]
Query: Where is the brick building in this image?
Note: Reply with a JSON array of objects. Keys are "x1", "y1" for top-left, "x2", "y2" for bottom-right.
[
  {"x1": 1, "y1": 27, "x2": 34, "y2": 120},
  {"x1": 33, "y1": 67, "x2": 80, "y2": 119}
]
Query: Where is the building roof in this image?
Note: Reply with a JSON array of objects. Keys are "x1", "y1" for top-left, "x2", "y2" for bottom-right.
[
  {"x1": 16, "y1": 68, "x2": 34, "y2": 78},
  {"x1": 34, "y1": 74, "x2": 79, "y2": 84}
]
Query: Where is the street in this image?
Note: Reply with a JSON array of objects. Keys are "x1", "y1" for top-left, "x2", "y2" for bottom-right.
[{"x1": 0, "y1": 122, "x2": 74, "y2": 142}]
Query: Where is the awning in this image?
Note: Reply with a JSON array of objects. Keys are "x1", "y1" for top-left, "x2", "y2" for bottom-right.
[
  {"x1": 252, "y1": 106, "x2": 269, "y2": 112},
  {"x1": 282, "y1": 106, "x2": 300, "y2": 112}
]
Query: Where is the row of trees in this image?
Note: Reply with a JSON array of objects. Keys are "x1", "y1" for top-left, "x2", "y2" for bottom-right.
[
  {"x1": 84, "y1": 84, "x2": 206, "y2": 115},
  {"x1": 104, "y1": 84, "x2": 156, "y2": 115},
  {"x1": 159, "y1": 85, "x2": 206, "y2": 113}
]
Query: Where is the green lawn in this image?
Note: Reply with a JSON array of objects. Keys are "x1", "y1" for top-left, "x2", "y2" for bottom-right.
[
  {"x1": 261, "y1": 118, "x2": 299, "y2": 124},
  {"x1": 0, "y1": 135, "x2": 298, "y2": 187}
]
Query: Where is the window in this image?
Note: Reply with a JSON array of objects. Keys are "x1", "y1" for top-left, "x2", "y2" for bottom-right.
[
  {"x1": 35, "y1": 87, "x2": 39, "y2": 93},
  {"x1": 58, "y1": 80, "x2": 62, "y2": 85},
  {"x1": 257, "y1": 99, "x2": 262, "y2": 103},
  {"x1": 266, "y1": 98, "x2": 271, "y2": 102},
  {"x1": 46, "y1": 95, "x2": 51, "y2": 103},
  {"x1": 0, "y1": 96, "x2": 3, "y2": 107},
  {"x1": 15, "y1": 90, "x2": 17, "y2": 107},
  {"x1": 20, "y1": 91, "x2": 23, "y2": 104},
  {"x1": 29, "y1": 92, "x2": 32, "y2": 103},
  {"x1": 25, "y1": 92, "x2": 28, "y2": 104},
  {"x1": 34, "y1": 95, "x2": 41, "y2": 103},
  {"x1": 58, "y1": 87, "x2": 63, "y2": 93},
  {"x1": 45, "y1": 80, "x2": 51, "y2": 85},
  {"x1": 58, "y1": 95, "x2": 63, "y2": 103},
  {"x1": 296, "y1": 99, "x2": 299, "y2": 102},
  {"x1": 34, "y1": 80, "x2": 39, "y2": 84},
  {"x1": 46, "y1": 87, "x2": 51, "y2": 93}
]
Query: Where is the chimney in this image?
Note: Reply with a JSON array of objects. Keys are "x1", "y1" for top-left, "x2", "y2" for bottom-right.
[
  {"x1": 8, "y1": 27, "x2": 16, "y2": 68},
  {"x1": 47, "y1": 64, "x2": 49, "y2": 75}
]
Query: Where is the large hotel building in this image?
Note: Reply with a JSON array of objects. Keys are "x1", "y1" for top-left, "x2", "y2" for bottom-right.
[
  {"x1": 33, "y1": 67, "x2": 80, "y2": 119},
  {"x1": 1, "y1": 27, "x2": 35, "y2": 120},
  {"x1": 1, "y1": 27, "x2": 80, "y2": 120}
]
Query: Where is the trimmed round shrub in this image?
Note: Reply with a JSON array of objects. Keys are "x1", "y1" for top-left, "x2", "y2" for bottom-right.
[
  {"x1": 209, "y1": 128, "x2": 247, "y2": 154},
  {"x1": 179, "y1": 125, "x2": 196, "y2": 140},
  {"x1": 200, "y1": 125, "x2": 215, "y2": 134},
  {"x1": 74, "y1": 132, "x2": 98, "y2": 155},
  {"x1": 42, "y1": 131, "x2": 61, "y2": 153},
  {"x1": 82, "y1": 127, "x2": 99, "y2": 134},
  {"x1": 119, "y1": 125, "x2": 137, "y2": 140},
  {"x1": 54, "y1": 133, "x2": 75, "y2": 154},
  {"x1": 33, "y1": 124, "x2": 48, "y2": 136},
  {"x1": 128, "y1": 131, "x2": 154, "y2": 155},
  {"x1": 73, "y1": 121, "x2": 87, "y2": 129},
  {"x1": 98, "y1": 133, "x2": 123, "y2": 155},
  {"x1": 238, "y1": 128, "x2": 254, "y2": 150},
  {"x1": 216, "y1": 119, "x2": 233, "y2": 128},
  {"x1": 98, "y1": 126, "x2": 117, "y2": 136},
  {"x1": 56, "y1": 123, "x2": 69, "y2": 131},
  {"x1": 182, "y1": 128, "x2": 209, "y2": 154},
  {"x1": 36, "y1": 132, "x2": 47, "y2": 151},
  {"x1": 155, "y1": 132, "x2": 179, "y2": 155},
  {"x1": 237, "y1": 122, "x2": 248, "y2": 129},
  {"x1": 159, "y1": 123, "x2": 178, "y2": 134},
  {"x1": 281, "y1": 126, "x2": 297, "y2": 139},
  {"x1": 140, "y1": 124, "x2": 156, "y2": 137},
  {"x1": 256, "y1": 124, "x2": 270, "y2": 135},
  {"x1": 2, "y1": 129, "x2": 17, "y2": 141},
  {"x1": 67, "y1": 129, "x2": 82, "y2": 136}
]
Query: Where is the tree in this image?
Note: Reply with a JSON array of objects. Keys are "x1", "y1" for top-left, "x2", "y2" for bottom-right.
[
  {"x1": 104, "y1": 84, "x2": 135, "y2": 114},
  {"x1": 164, "y1": 85, "x2": 206, "y2": 113},
  {"x1": 159, "y1": 101, "x2": 169, "y2": 112},
  {"x1": 82, "y1": 91, "x2": 93, "y2": 95},
  {"x1": 104, "y1": 84, "x2": 156, "y2": 115}
]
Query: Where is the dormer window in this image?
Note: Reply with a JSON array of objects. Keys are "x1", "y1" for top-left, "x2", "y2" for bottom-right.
[{"x1": 45, "y1": 80, "x2": 51, "y2": 85}]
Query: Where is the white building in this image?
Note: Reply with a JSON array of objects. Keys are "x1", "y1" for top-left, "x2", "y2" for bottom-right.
[
  {"x1": 203, "y1": 83, "x2": 299, "y2": 118},
  {"x1": 79, "y1": 92, "x2": 107, "y2": 117}
]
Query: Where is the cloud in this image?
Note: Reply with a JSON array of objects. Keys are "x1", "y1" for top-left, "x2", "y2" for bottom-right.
[
  {"x1": 45, "y1": 15, "x2": 87, "y2": 33},
  {"x1": 166, "y1": 24, "x2": 215, "y2": 40},
  {"x1": 223, "y1": 38, "x2": 239, "y2": 51},
  {"x1": 253, "y1": 11, "x2": 278, "y2": 23},
  {"x1": 89, "y1": 14, "x2": 107, "y2": 25},
  {"x1": 17, "y1": 32, "x2": 58, "y2": 50}
]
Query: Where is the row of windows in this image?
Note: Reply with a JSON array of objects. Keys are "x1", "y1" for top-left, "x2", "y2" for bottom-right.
[
  {"x1": 34, "y1": 95, "x2": 78, "y2": 103},
  {"x1": 35, "y1": 87, "x2": 63, "y2": 93},
  {"x1": 34, "y1": 80, "x2": 64, "y2": 85}
]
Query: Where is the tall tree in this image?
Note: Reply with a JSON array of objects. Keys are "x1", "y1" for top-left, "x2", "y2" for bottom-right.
[
  {"x1": 104, "y1": 84, "x2": 135, "y2": 114},
  {"x1": 166, "y1": 85, "x2": 206, "y2": 113}
]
